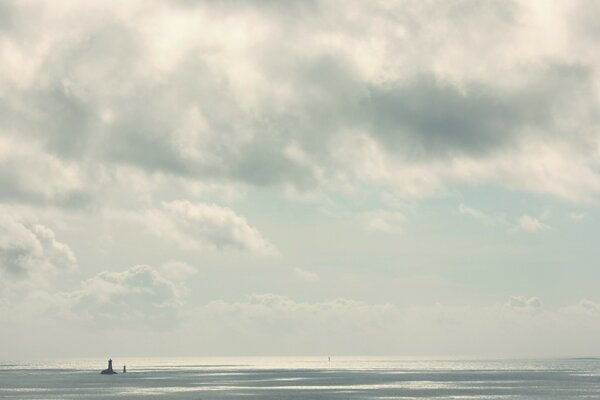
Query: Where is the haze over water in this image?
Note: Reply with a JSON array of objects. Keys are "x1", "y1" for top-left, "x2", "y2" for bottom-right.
[{"x1": 1, "y1": 357, "x2": 599, "y2": 399}]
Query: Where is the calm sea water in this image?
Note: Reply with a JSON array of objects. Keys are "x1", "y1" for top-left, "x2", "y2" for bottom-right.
[{"x1": 1, "y1": 357, "x2": 599, "y2": 399}]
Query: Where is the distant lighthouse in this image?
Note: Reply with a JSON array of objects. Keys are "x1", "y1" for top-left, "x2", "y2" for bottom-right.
[{"x1": 100, "y1": 358, "x2": 117, "y2": 375}]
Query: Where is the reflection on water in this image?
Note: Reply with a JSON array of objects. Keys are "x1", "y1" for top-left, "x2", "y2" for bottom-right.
[{"x1": 1, "y1": 357, "x2": 599, "y2": 399}]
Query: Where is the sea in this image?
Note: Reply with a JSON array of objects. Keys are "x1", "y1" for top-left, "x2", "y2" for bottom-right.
[{"x1": 1, "y1": 357, "x2": 599, "y2": 399}]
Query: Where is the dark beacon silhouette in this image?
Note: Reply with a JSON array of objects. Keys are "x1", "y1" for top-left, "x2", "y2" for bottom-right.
[
  {"x1": 123, "y1": 365, "x2": 127, "y2": 373},
  {"x1": 100, "y1": 359, "x2": 117, "y2": 375}
]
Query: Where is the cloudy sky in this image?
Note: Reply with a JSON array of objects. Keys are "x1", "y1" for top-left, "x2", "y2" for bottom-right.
[{"x1": 2, "y1": 0, "x2": 600, "y2": 359}]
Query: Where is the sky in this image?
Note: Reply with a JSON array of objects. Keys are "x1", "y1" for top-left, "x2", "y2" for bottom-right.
[{"x1": 1, "y1": 0, "x2": 600, "y2": 359}]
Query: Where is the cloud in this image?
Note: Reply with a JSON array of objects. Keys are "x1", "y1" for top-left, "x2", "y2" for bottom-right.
[
  {"x1": 3, "y1": 0, "x2": 600, "y2": 360},
  {"x1": 517, "y1": 215, "x2": 550, "y2": 232},
  {"x1": 186, "y1": 294, "x2": 600, "y2": 356},
  {"x1": 6, "y1": 285, "x2": 600, "y2": 356},
  {"x1": 560, "y1": 299, "x2": 600, "y2": 316},
  {"x1": 293, "y1": 267, "x2": 320, "y2": 283},
  {"x1": 57, "y1": 265, "x2": 184, "y2": 327},
  {"x1": 362, "y1": 66, "x2": 590, "y2": 159},
  {"x1": 458, "y1": 203, "x2": 500, "y2": 226},
  {"x1": 144, "y1": 200, "x2": 276, "y2": 254},
  {"x1": 458, "y1": 204, "x2": 551, "y2": 232},
  {"x1": 0, "y1": 213, "x2": 76, "y2": 284},
  {"x1": 459, "y1": 205, "x2": 554, "y2": 234},
  {"x1": 159, "y1": 260, "x2": 197, "y2": 280},
  {"x1": 569, "y1": 212, "x2": 586, "y2": 220},
  {"x1": 0, "y1": 0, "x2": 599, "y2": 206},
  {"x1": 0, "y1": 136, "x2": 86, "y2": 206},
  {"x1": 203, "y1": 294, "x2": 394, "y2": 343},
  {"x1": 505, "y1": 295, "x2": 543, "y2": 312},
  {"x1": 362, "y1": 209, "x2": 405, "y2": 234}
]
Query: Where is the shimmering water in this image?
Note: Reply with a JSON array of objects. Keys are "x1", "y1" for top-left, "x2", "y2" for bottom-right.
[{"x1": 1, "y1": 357, "x2": 599, "y2": 399}]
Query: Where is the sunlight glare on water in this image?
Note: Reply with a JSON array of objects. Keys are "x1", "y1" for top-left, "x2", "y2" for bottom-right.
[{"x1": 1, "y1": 357, "x2": 599, "y2": 399}]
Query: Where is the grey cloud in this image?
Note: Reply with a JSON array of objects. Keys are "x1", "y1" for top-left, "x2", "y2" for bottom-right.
[
  {"x1": 362, "y1": 65, "x2": 594, "y2": 159},
  {"x1": 2, "y1": 21, "x2": 139, "y2": 159},
  {"x1": 230, "y1": 139, "x2": 319, "y2": 189},
  {"x1": 0, "y1": 214, "x2": 76, "y2": 281},
  {"x1": 167, "y1": 0, "x2": 320, "y2": 18},
  {"x1": 1, "y1": 0, "x2": 599, "y2": 205},
  {"x1": 7, "y1": 21, "x2": 319, "y2": 189},
  {"x1": 96, "y1": 50, "x2": 337, "y2": 189},
  {"x1": 569, "y1": 0, "x2": 600, "y2": 39},
  {"x1": 0, "y1": 0, "x2": 15, "y2": 34},
  {"x1": 31, "y1": 88, "x2": 92, "y2": 158}
]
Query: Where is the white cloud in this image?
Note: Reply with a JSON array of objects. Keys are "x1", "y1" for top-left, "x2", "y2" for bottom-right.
[
  {"x1": 0, "y1": 136, "x2": 85, "y2": 205},
  {"x1": 293, "y1": 267, "x2": 320, "y2": 283},
  {"x1": 185, "y1": 294, "x2": 600, "y2": 356},
  {"x1": 144, "y1": 200, "x2": 276, "y2": 254},
  {"x1": 333, "y1": 133, "x2": 600, "y2": 203},
  {"x1": 203, "y1": 294, "x2": 394, "y2": 341},
  {"x1": 159, "y1": 260, "x2": 197, "y2": 280},
  {"x1": 560, "y1": 299, "x2": 600, "y2": 316},
  {"x1": 569, "y1": 212, "x2": 586, "y2": 220},
  {"x1": 517, "y1": 215, "x2": 550, "y2": 232},
  {"x1": 458, "y1": 205, "x2": 555, "y2": 234},
  {"x1": 362, "y1": 209, "x2": 405, "y2": 234},
  {"x1": 57, "y1": 265, "x2": 184, "y2": 326},
  {"x1": 2, "y1": 0, "x2": 600, "y2": 359},
  {"x1": 505, "y1": 295, "x2": 543, "y2": 313},
  {"x1": 458, "y1": 203, "x2": 500, "y2": 226},
  {"x1": 1, "y1": 0, "x2": 599, "y2": 205},
  {"x1": 0, "y1": 213, "x2": 76, "y2": 285}
]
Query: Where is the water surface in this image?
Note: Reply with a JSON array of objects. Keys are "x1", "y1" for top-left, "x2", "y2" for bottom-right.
[{"x1": 1, "y1": 357, "x2": 599, "y2": 399}]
